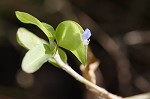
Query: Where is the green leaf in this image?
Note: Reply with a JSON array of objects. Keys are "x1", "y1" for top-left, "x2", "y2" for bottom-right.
[
  {"x1": 56, "y1": 20, "x2": 84, "y2": 50},
  {"x1": 58, "y1": 48, "x2": 67, "y2": 63},
  {"x1": 71, "y1": 43, "x2": 87, "y2": 65},
  {"x1": 15, "y1": 11, "x2": 54, "y2": 40},
  {"x1": 42, "y1": 23, "x2": 57, "y2": 53},
  {"x1": 55, "y1": 20, "x2": 87, "y2": 65},
  {"x1": 17, "y1": 28, "x2": 48, "y2": 50},
  {"x1": 22, "y1": 44, "x2": 51, "y2": 73},
  {"x1": 48, "y1": 48, "x2": 67, "y2": 67},
  {"x1": 42, "y1": 22, "x2": 55, "y2": 38}
]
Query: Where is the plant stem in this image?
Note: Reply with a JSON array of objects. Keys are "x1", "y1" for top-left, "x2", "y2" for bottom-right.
[{"x1": 54, "y1": 51, "x2": 122, "y2": 99}]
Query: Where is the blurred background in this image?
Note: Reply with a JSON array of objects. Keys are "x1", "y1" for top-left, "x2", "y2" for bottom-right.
[{"x1": 1, "y1": 0, "x2": 150, "y2": 99}]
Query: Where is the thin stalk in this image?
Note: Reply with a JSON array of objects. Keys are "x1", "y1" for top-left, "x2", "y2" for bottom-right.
[{"x1": 54, "y1": 51, "x2": 122, "y2": 99}]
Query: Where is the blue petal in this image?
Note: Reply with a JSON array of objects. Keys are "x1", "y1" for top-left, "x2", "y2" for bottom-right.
[
  {"x1": 82, "y1": 28, "x2": 91, "y2": 45},
  {"x1": 82, "y1": 28, "x2": 91, "y2": 40}
]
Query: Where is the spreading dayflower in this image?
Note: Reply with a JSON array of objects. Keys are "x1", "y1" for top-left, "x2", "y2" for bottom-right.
[{"x1": 82, "y1": 28, "x2": 91, "y2": 45}]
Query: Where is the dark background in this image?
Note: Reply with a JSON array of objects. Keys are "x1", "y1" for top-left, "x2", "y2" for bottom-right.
[{"x1": 0, "y1": 0, "x2": 150, "y2": 99}]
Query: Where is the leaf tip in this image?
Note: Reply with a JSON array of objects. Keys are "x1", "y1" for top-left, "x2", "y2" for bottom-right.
[
  {"x1": 15, "y1": 11, "x2": 19, "y2": 14},
  {"x1": 15, "y1": 11, "x2": 21, "y2": 17},
  {"x1": 21, "y1": 60, "x2": 35, "y2": 73}
]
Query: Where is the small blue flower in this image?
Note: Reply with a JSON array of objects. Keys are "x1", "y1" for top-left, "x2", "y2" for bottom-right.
[{"x1": 82, "y1": 28, "x2": 91, "y2": 45}]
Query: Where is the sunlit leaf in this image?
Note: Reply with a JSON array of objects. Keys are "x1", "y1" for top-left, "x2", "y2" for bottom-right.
[
  {"x1": 15, "y1": 11, "x2": 54, "y2": 40},
  {"x1": 56, "y1": 20, "x2": 84, "y2": 50},
  {"x1": 42, "y1": 22, "x2": 55, "y2": 38},
  {"x1": 55, "y1": 20, "x2": 87, "y2": 65},
  {"x1": 17, "y1": 28, "x2": 48, "y2": 50},
  {"x1": 22, "y1": 44, "x2": 51, "y2": 73}
]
